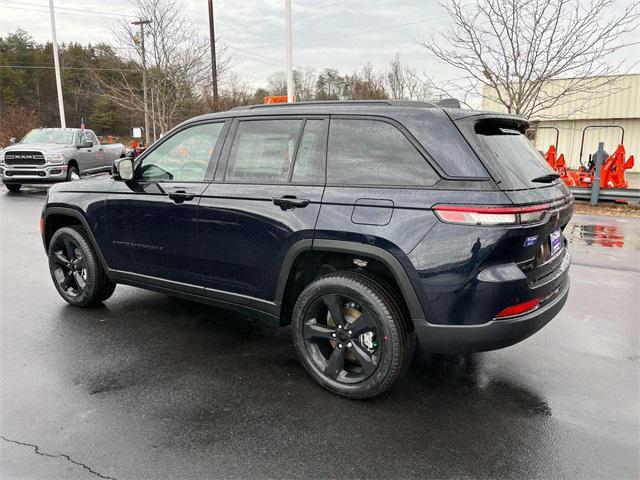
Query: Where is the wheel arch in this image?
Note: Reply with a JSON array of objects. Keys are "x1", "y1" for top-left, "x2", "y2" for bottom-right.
[
  {"x1": 276, "y1": 239, "x2": 425, "y2": 326},
  {"x1": 42, "y1": 207, "x2": 111, "y2": 274},
  {"x1": 67, "y1": 158, "x2": 79, "y2": 170}
]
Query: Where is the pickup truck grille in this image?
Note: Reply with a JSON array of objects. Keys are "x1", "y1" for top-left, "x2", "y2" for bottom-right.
[{"x1": 4, "y1": 151, "x2": 46, "y2": 166}]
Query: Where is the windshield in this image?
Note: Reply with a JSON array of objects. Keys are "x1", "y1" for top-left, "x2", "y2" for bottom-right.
[
  {"x1": 21, "y1": 130, "x2": 74, "y2": 145},
  {"x1": 458, "y1": 118, "x2": 556, "y2": 190}
]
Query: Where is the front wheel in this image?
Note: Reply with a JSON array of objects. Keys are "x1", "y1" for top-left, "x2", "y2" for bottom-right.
[
  {"x1": 5, "y1": 183, "x2": 21, "y2": 192},
  {"x1": 291, "y1": 271, "x2": 412, "y2": 399},
  {"x1": 48, "y1": 226, "x2": 116, "y2": 307},
  {"x1": 67, "y1": 165, "x2": 80, "y2": 181}
]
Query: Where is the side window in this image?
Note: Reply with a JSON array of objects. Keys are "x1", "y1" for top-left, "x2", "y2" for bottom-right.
[
  {"x1": 291, "y1": 119, "x2": 325, "y2": 183},
  {"x1": 138, "y1": 123, "x2": 224, "y2": 182},
  {"x1": 327, "y1": 119, "x2": 439, "y2": 186},
  {"x1": 86, "y1": 131, "x2": 99, "y2": 145},
  {"x1": 225, "y1": 119, "x2": 302, "y2": 183}
]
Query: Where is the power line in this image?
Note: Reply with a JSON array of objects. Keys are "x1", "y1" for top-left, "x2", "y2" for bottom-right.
[
  {"x1": 254, "y1": 15, "x2": 449, "y2": 49},
  {"x1": 1, "y1": 0, "x2": 135, "y2": 18},
  {"x1": 0, "y1": 64, "x2": 141, "y2": 72}
]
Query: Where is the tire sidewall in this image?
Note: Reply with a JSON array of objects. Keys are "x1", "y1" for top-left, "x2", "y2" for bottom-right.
[
  {"x1": 48, "y1": 227, "x2": 99, "y2": 306},
  {"x1": 67, "y1": 165, "x2": 79, "y2": 181},
  {"x1": 292, "y1": 275, "x2": 403, "y2": 398}
]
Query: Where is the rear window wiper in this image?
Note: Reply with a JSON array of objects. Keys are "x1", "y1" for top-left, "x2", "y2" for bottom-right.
[{"x1": 531, "y1": 173, "x2": 560, "y2": 183}]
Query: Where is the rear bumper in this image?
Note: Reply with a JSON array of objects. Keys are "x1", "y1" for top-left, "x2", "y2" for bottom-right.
[
  {"x1": 414, "y1": 266, "x2": 570, "y2": 354},
  {"x1": 1, "y1": 164, "x2": 67, "y2": 183}
]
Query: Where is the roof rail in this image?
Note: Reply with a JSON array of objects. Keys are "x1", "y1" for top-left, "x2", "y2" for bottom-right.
[{"x1": 232, "y1": 100, "x2": 439, "y2": 110}]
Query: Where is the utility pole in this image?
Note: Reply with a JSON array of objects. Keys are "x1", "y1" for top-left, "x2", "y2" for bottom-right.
[
  {"x1": 285, "y1": 0, "x2": 294, "y2": 103},
  {"x1": 208, "y1": 0, "x2": 219, "y2": 106},
  {"x1": 132, "y1": 19, "x2": 152, "y2": 146},
  {"x1": 48, "y1": 0, "x2": 66, "y2": 128}
]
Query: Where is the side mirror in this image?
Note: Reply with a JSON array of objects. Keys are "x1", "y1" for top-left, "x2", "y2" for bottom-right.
[
  {"x1": 113, "y1": 158, "x2": 134, "y2": 181},
  {"x1": 9, "y1": 137, "x2": 17, "y2": 145},
  {"x1": 78, "y1": 140, "x2": 93, "y2": 149}
]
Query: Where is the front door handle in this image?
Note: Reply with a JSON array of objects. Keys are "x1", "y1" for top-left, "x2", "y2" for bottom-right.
[
  {"x1": 273, "y1": 195, "x2": 310, "y2": 210},
  {"x1": 168, "y1": 190, "x2": 196, "y2": 204}
]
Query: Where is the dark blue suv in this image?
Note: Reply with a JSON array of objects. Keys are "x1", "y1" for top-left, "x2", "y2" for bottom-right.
[{"x1": 41, "y1": 101, "x2": 572, "y2": 398}]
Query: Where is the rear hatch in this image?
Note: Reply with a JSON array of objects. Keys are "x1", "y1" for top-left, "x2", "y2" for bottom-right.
[{"x1": 448, "y1": 112, "x2": 573, "y2": 295}]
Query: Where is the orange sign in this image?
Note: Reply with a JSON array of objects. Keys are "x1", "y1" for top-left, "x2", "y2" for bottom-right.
[{"x1": 264, "y1": 95, "x2": 294, "y2": 104}]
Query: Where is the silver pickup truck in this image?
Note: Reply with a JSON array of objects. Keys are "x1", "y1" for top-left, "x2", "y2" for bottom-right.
[{"x1": 0, "y1": 128, "x2": 126, "y2": 192}]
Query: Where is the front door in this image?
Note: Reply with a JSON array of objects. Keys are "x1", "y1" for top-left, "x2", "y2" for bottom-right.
[
  {"x1": 198, "y1": 117, "x2": 328, "y2": 305},
  {"x1": 77, "y1": 130, "x2": 99, "y2": 173},
  {"x1": 104, "y1": 121, "x2": 228, "y2": 288}
]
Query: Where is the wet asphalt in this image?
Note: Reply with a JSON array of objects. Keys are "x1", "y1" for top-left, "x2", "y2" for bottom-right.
[{"x1": 1, "y1": 185, "x2": 638, "y2": 480}]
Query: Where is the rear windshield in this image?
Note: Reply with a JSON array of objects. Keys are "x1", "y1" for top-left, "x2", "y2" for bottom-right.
[{"x1": 459, "y1": 118, "x2": 556, "y2": 190}]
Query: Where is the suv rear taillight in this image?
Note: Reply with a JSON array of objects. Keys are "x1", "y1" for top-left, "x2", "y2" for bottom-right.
[{"x1": 433, "y1": 203, "x2": 550, "y2": 226}]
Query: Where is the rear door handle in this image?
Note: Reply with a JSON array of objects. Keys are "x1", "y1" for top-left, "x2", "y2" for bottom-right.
[
  {"x1": 273, "y1": 195, "x2": 310, "y2": 210},
  {"x1": 168, "y1": 190, "x2": 196, "y2": 203}
]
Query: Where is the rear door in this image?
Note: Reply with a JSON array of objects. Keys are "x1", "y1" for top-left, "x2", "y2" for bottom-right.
[
  {"x1": 315, "y1": 116, "x2": 444, "y2": 255},
  {"x1": 197, "y1": 116, "x2": 327, "y2": 304}
]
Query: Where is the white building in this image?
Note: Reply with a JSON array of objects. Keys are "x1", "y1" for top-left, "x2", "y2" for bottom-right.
[{"x1": 482, "y1": 74, "x2": 640, "y2": 173}]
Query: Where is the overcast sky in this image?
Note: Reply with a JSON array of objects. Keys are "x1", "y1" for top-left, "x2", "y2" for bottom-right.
[{"x1": 1, "y1": 0, "x2": 639, "y2": 99}]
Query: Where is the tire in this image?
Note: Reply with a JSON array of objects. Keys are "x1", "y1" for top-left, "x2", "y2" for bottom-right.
[
  {"x1": 67, "y1": 165, "x2": 80, "y2": 181},
  {"x1": 5, "y1": 183, "x2": 21, "y2": 192},
  {"x1": 291, "y1": 271, "x2": 412, "y2": 399},
  {"x1": 47, "y1": 226, "x2": 116, "y2": 307}
]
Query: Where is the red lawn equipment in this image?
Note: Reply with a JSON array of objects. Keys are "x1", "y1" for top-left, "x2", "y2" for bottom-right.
[
  {"x1": 539, "y1": 126, "x2": 575, "y2": 186},
  {"x1": 571, "y1": 125, "x2": 635, "y2": 189}
]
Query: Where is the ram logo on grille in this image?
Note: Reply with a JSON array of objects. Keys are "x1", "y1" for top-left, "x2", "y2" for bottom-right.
[{"x1": 4, "y1": 151, "x2": 46, "y2": 166}]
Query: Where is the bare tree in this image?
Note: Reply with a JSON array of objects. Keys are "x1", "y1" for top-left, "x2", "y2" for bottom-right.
[
  {"x1": 344, "y1": 63, "x2": 387, "y2": 100},
  {"x1": 385, "y1": 53, "x2": 430, "y2": 101},
  {"x1": 267, "y1": 71, "x2": 288, "y2": 96},
  {"x1": 294, "y1": 67, "x2": 317, "y2": 101},
  {"x1": 92, "y1": 0, "x2": 233, "y2": 133},
  {"x1": 420, "y1": 0, "x2": 639, "y2": 118}
]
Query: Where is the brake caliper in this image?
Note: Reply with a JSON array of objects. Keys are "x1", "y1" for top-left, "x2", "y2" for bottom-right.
[{"x1": 359, "y1": 331, "x2": 378, "y2": 353}]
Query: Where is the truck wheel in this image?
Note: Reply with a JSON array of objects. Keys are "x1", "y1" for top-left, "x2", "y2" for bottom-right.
[
  {"x1": 5, "y1": 184, "x2": 22, "y2": 192},
  {"x1": 291, "y1": 271, "x2": 411, "y2": 399},
  {"x1": 67, "y1": 165, "x2": 80, "y2": 181},
  {"x1": 47, "y1": 226, "x2": 116, "y2": 307}
]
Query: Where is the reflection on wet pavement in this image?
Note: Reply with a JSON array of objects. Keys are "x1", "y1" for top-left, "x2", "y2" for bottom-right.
[{"x1": 566, "y1": 221, "x2": 640, "y2": 250}]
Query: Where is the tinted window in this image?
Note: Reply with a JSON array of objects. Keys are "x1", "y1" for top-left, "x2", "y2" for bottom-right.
[
  {"x1": 225, "y1": 120, "x2": 302, "y2": 183},
  {"x1": 328, "y1": 119, "x2": 438, "y2": 186},
  {"x1": 467, "y1": 120, "x2": 556, "y2": 189},
  {"x1": 138, "y1": 123, "x2": 224, "y2": 182},
  {"x1": 291, "y1": 120, "x2": 325, "y2": 183}
]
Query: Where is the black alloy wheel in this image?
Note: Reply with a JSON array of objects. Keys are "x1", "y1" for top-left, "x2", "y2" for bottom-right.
[
  {"x1": 302, "y1": 293, "x2": 382, "y2": 384},
  {"x1": 47, "y1": 226, "x2": 116, "y2": 307},
  {"x1": 292, "y1": 271, "x2": 412, "y2": 399},
  {"x1": 50, "y1": 236, "x2": 88, "y2": 298}
]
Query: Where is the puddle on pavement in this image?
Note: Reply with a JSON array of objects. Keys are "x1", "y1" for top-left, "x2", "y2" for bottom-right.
[{"x1": 565, "y1": 223, "x2": 640, "y2": 250}]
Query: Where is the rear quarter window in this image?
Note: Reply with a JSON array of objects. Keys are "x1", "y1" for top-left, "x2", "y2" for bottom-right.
[{"x1": 327, "y1": 118, "x2": 439, "y2": 187}]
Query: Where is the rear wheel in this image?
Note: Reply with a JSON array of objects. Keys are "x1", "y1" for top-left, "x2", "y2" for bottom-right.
[
  {"x1": 47, "y1": 226, "x2": 116, "y2": 307},
  {"x1": 292, "y1": 271, "x2": 412, "y2": 399},
  {"x1": 5, "y1": 183, "x2": 21, "y2": 192}
]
